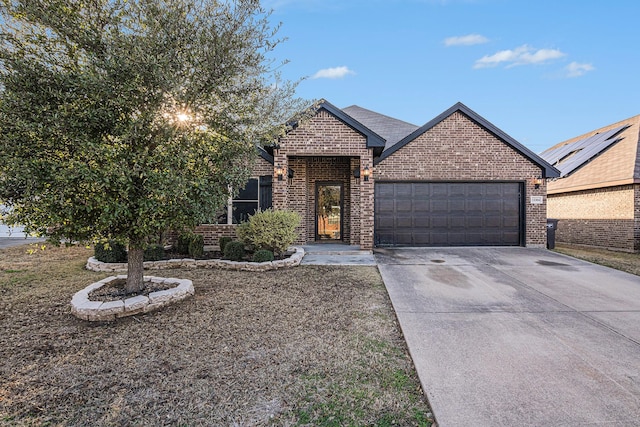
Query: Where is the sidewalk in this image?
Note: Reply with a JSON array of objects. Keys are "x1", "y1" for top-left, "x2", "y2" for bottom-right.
[{"x1": 300, "y1": 244, "x2": 376, "y2": 265}]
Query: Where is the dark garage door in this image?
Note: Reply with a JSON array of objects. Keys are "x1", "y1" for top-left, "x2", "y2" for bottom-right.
[{"x1": 375, "y1": 182, "x2": 523, "y2": 246}]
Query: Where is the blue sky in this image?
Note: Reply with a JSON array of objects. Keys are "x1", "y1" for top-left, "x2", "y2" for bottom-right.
[{"x1": 265, "y1": 0, "x2": 639, "y2": 154}]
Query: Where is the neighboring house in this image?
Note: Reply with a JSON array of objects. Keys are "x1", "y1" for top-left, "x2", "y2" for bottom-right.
[
  {"x1": 541, "y1": 114, "x2": 640, "y2": 252},
  {"x1": 196, "y1": 100, "x2": 558, "y2": 250}
]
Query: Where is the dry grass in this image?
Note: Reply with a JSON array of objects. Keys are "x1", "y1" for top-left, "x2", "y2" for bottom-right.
[
  {"x1": 0, "y1": 243, "x2": 432, "y2": 426},
  {"x1": 553, "y1": 244, "x2": 640, "y2": 276}
]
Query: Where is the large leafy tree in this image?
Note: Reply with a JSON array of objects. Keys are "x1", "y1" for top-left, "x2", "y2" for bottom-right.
[{"x1": 0, "y1": 0, "x2": 304, "y2": 292}]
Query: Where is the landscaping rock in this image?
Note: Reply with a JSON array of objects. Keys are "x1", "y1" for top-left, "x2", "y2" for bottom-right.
[
  {"x1": 70, "y1": 276, "x2": 194, "y2": 321},
  {"x1": 85, "y1": 247, "x2": 305, "y2": 273}
]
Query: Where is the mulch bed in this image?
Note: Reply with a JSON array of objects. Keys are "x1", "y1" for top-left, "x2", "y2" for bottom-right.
[
  {"x1": 0, "y1": 244, "x2": 433, "y2": 426},
  {"x1": 88, "y1": 278, "x2": 177, "y2": 302}
]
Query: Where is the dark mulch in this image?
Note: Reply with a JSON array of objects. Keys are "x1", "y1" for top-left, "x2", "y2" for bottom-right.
[
  {"x1": 88, "y1": 279, "x2": 177, "y2": 302},
  {"x1": 0, "y1": 244, "x2": 433, "y2": 426}
]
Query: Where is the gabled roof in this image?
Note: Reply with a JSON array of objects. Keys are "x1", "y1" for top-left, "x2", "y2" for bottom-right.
[
  {"x1": 373, "y1": 102, "x2": 559, "y2": 178},
  {"x1": 540, "y1": 125, "x2": 629, "y2": 178},
  {"x1": 285, "y1": 99, "x2": 386, "y2": 155},
  {"x1": 342, "y1": 105, "x2": 419, "y2": 151},
  {"x1": 542, "y1": 114, "x2": 640, "y2": 194},
  {"x1": 317, "y1": 100, "x2": 386, "y2": 151}
]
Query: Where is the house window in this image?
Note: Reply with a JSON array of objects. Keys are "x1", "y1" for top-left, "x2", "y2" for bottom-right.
[{"x1": 224, "y1": 175, "x2": 273, "y2": 224}]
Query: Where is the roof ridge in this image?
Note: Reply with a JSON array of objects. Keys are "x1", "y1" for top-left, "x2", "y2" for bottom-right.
[
  {"x1": 343, "y1": 105, "x2": 419, "y2": 127},
  {"x1": 548, "y1": 114, "x2": 640, "y2": 150}
]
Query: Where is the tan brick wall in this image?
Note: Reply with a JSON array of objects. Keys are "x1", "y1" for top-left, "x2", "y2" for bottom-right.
[
  {"x1": 547, "y1": 185, "x2": 634, "y2": 220},
  {"x1": 272, "y1": 110, "x2": 375, "y2": 249},
  {"x1": 548, "y1": 184, "x2": 638, "y2": 252},
  {"x1": 376, "y1": 111, "x2": 547, "y2": 246}
]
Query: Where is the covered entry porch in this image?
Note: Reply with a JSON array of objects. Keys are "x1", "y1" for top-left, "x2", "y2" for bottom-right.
[{"x1": 272, "y1": 155, "x2": 374, "y2": 249}]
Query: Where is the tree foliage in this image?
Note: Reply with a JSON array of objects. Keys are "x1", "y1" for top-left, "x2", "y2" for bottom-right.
[{"x1": 0, "y1": 0, "x2": 305, "y2": 291}]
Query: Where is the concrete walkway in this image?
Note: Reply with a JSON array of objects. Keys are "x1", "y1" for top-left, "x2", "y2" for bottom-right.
[
  {"x1": 376, "y1": 247, "x2": 640, "y2": 427},
  {"x1": 300, "y1": 244, "x2": 376, "y2": 265}
]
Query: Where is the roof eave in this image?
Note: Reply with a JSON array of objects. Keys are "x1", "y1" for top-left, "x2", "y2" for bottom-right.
[
  {"x1": 256, "y1": 145, "x2": 274, "y2": 165},
  {"x1": 317, "y1": 101, "x2": 386, "y2": 149},
  {"x1": 375, "y1": 102, "x2": 560, "y2": 177}
]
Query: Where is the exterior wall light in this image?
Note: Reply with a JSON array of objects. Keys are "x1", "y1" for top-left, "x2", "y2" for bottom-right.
[
  {"x1": 532, "y1": 176, "x2": 543, "y2": 189},
  {"x1": 276, "y1": 166, "x2": 284, "y2": 181},
  {"x1": 363, "y1": 166, "x2": 371, "y2": 182}
]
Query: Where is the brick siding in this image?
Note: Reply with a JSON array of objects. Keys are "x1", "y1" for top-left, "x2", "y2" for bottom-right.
[
  {"x1": 548, "y1": 184, "x2": 639, "y2": 252},
  {"x1": 273, "y1": 110, "x2": 375, "y2": 249},
  {"x1": 375, "y1": 111, "x2": 548, "y2": 247},
  {"x1": 167, "y1": 224, "x2": 238, "y2": 247}
]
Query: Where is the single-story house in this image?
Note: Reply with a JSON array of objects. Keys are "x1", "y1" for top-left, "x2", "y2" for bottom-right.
[
  {"x1": 196, "y1": 100, "x2": 559, "y2": 250},
  {"x1": 541, "y1": 114, "x2": 640, "y2": 252}
]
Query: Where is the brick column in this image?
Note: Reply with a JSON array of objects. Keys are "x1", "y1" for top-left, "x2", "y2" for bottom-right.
[
  {"x1": 360, "y1": 151, "x2": 375, "y2": 250},
  {"x1": 272, "y1": 152, "x2": 288, "y2": 210},
  {"x1": 350, "y1": 157, "x2": 361, "y2": 246}
]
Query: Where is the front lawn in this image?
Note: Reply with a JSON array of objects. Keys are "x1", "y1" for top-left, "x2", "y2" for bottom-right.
[
  {"x1": 0, "y1": 244, "x2": 432, "y2": 426},
  {"x1": 553, "y1": 244, "x2": 640, "y2": 276}
]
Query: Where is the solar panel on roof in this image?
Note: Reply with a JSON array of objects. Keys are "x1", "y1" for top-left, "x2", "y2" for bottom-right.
[{"x1": 540, "y1": 125, "x2": 630, "y2": 177}]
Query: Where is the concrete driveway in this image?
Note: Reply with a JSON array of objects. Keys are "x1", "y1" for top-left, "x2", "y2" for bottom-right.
[{"x1": 376, "y1": 247, "x2": 640, "y2": 427}]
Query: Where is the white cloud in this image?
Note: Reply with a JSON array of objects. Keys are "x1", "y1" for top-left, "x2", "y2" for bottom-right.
[
  {"x1": 474, "y1": 45, "x2": 566, "y2": 69},
  {"x1": 565, "y1": 61, "x2": 595, "y2": 78},
  {"x1": 311, "y1": 66, "x2": 356, "y2": 79},
  {"x1": 444, "y1": 34, "x2": 489, "y2": 47}
]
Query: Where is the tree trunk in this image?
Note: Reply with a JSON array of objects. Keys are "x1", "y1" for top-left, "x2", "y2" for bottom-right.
[{"x1": 126, "y1": 244, "x2": 145, "y2": 294}]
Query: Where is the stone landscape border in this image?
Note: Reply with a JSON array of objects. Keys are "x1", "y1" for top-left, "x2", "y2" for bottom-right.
[
  {"x1": 71, "y1": 275, "x2": 194, "y2": 321},
  {"x1": 85, "y1": 246, "x2": 305, "y2": 272}
]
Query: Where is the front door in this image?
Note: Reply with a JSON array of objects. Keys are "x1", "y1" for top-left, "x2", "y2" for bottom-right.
[{"x1": 316, "y1": 183, "x2": 343, "y2": 241}]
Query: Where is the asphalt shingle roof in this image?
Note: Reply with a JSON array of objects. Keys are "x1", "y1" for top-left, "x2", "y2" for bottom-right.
[{"x1": 342, "y1": 105, "x2": 419, "y2": 151}]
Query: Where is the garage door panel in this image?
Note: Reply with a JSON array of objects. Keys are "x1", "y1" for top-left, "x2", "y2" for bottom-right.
[
  {"x1": 395, "y1": 185, "x2": 412, "y2": 197},
  {"x1": 414, "y1": 216, "x2": 430, "y2": 227},
  {"x1": 394, "y1": 232, "x2": 413, "y2": 245},
  {"x1": 466, "y1": 216, "x2": 483, "y2": 228},
  {"x1": 375, "y1": 182, "x2": 522, "y2": 246},
  {"x1": 503, "y1": 217, "x2": 520, "y2": 227},
  {"x1": 465, "y1": 199, "x2": 483, "y2": 212},
  {"x1": 395, "y1": 199, "x2": 412, "y2": 212},
  {"x1": 431, "y1": 215, "x2": 449, "y2": 228},
  {"x1": 413, "y1": 232, "x2": 431, "y2": 245},
  {"x1": 395, "y1": 216, "x2": 413, "y2": 228},
  {"x1": 431, "y1": 200, "x2": 449, "y2": 212},
  {"x1": 413, "y1": 200, "x2": 429, "y2": 212},
  {"x1": 414, "y1": 184, "x2": 431, "y2": 197},
  {"x1": 377, "y1": 200, "x2": 395, "y2": 213},
  {"x1": 449, "y1": 200, "x2": 466, "y2": 212}
]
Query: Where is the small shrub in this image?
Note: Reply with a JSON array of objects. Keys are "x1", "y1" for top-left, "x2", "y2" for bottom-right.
[
  {"x1": 223, "y1": 240, "x2": 245, "y2": 261},
  {"x1": 218, "y1": 236, "x2": 232, "y2": 253},
  {"x1": 188, "y1": 234, "x2": 204, "y2": 258},
  {"x1": 144, "y1": 244, "x2": 165, "y2": 261},
  {"x1": 236, "y1": 209, "x2": 301, "y2": 256},
  {"x1": 252, "y1": 249, "x2": 274, "y2": 263},
  {"x1": 176, "y1": 233, "x2": 192, "y2": 254},
  {"x1": 95, "y1": 240, "x2": 127, "y2": 263}
]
